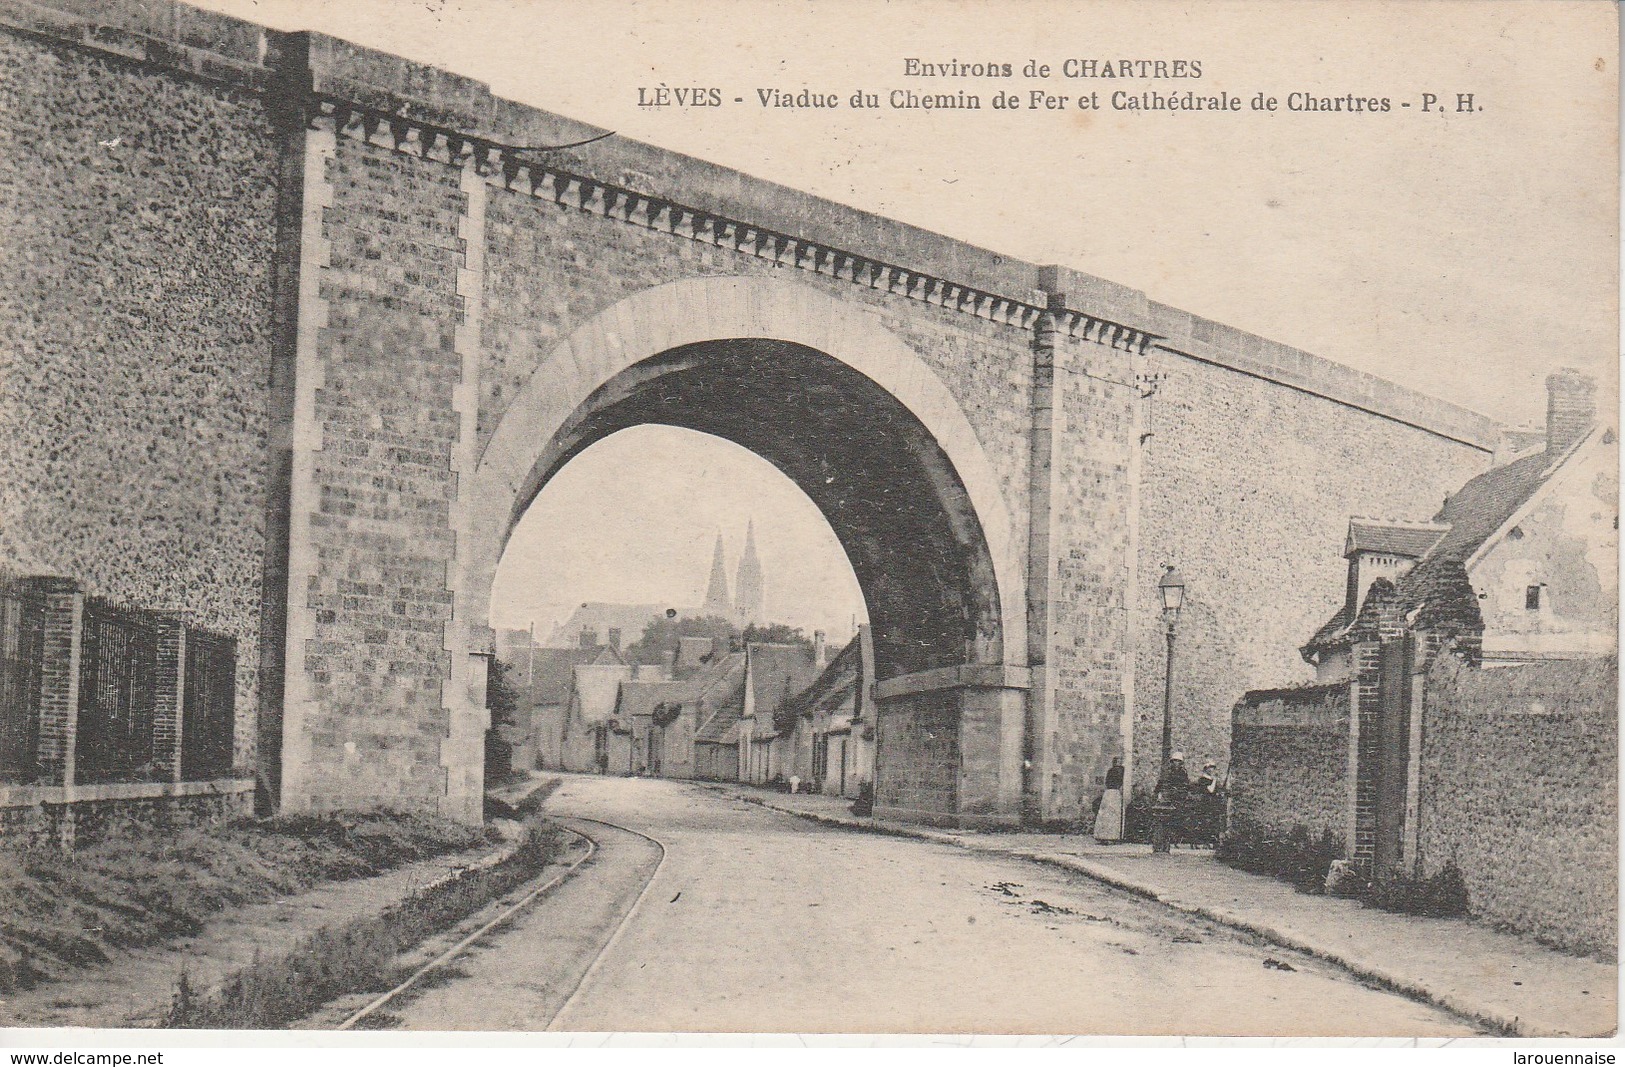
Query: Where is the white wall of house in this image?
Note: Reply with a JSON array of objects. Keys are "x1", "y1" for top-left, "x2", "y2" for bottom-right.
[{"x1": 1473, "y1": 432, "x2": 1619, "y2": 663}]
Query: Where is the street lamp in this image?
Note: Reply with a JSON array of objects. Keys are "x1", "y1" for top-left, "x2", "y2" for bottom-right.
[{"x1": 1152, "y1": 565, "x2": 1187, "y2": 854}]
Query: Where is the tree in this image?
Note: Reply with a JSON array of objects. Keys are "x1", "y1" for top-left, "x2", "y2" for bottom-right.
[
  {"x1": 625, "y1": 614, "x2": 739, "y2": 666},
  {"x1": 484, "y1": 658, "x2": 520, "y2": 781},
  {"x1": 742, "y1": 622, "x2": 812, "y2": 648},
  {"x1": 624, "y1": 615, "x2": 814, "y2": 665}
]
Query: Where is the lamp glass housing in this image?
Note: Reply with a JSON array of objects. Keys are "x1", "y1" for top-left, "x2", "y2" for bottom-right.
[{"x1": 1158, "y1": 567, "x2": 1186, "y2": 618}]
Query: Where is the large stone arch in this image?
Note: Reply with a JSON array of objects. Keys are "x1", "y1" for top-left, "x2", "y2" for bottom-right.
[{"x1": 456, "y1": 274, "x2": 1030, "y2": 825}]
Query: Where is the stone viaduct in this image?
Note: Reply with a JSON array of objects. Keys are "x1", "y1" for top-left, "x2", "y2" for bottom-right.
[{"x1": 0, "y1": 0, "x2": 1502, "y2": 826}]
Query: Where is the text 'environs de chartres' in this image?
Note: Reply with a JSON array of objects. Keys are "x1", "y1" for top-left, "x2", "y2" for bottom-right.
[{"x1": 901, "y1": 58, "x2": 1205, "y2": 79}]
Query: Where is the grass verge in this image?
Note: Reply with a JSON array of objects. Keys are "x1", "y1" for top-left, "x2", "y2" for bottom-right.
[
  {"x1": 0, "y1": 810, "x2": 495, "y2": 994},
  {"x1": 162, "y1": 818, "x2": 568, "y2": 1029}
]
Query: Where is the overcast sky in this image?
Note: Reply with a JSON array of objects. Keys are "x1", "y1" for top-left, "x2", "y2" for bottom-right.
[{"x1": 188, "y1": 0, "x2": 1619, "y2": 641}]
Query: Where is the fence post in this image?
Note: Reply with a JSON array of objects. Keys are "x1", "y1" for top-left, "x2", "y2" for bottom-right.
[
  {"x1": 152, "y1": 613, "x2": 187, "y2": 784},
  {"x1": 31, "y1": 577, "x2": 83, "y2": 791},
  {"x1": 31, "y1": 578, "x2": 83, "y2": 848}
]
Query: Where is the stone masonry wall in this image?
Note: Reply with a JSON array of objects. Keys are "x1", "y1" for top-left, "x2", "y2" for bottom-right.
[
  {"x1": 291, "y1": 133, "x2": 467, "y2": 811},
  {"x1": 478, "y1": 182, "x2": 1036, "y2": 549},
  {"x1": 1132, "y1": 349, "x2": 1491, "y2": 793},
  {"x1": 1227, "y1": 684, "x2": 1351, "y2": 852},
  {"x1": 1418, "y1": 655, "x2": 1617, "y2": 959},
  {"x1": 1040, "y1": 334, "x2": 1136, "y2": 820},
  {"x1": 875, "y1": 692, "x2": 959, "y2": 820},
  {"x1": 0, "y1": 28, "x2": 278, "y2": 770}
]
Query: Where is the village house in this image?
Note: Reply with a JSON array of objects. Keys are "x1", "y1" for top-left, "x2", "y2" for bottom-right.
[
  {"x1": 612, "y1": 678, "x2": 699, "y2": 778},
  {"x1": 773, "y1": 626, "x2": 877, "y2": 798},
  {"x1": 737, "y1": 643, "x2": 821, "y2": 786},
  {"x1": 1300, "y1": 369, "x2": 1616, "y2": 677},
  {"x1": 519, "y1": 643, "x2": 616, "y2": 771},
  {"x1": 691, "y1": 648, "x2": 749, "y2": 782},
  {"x1": 1227, "y1": 370, "x2": 1618, "y2": 956}
]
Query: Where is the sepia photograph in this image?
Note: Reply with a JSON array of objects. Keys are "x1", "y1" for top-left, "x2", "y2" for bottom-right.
[{"x1": 0, "y1": 0, "x2": 1617, "y2": 1048}]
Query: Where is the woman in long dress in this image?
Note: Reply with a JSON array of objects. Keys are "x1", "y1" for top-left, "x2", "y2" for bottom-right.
[{"x1": 1092, "y1": 757, "x2": 1125, "y2": 842}]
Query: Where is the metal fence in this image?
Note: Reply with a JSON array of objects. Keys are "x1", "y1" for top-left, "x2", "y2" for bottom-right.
[
  {"x1": 182, "y1": 629, "x2": 237, "y2": 781},
  {"x1": 0, "y1": 577, "x2": 239, "y2": 787},
  {"x1": 0, "y1": 581, "x2": 45, "y2": 783},
  {"x1": 76, "y1": 598, "x2": 162, "y2": 784}
]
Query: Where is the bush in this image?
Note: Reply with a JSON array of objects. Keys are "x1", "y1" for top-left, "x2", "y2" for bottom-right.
[
  {"x1": 1123, "y1": 794, "x2": 1154, "y2": 844},
  {"x1": 1216, "y1": 820, "x2": 1341, "y2": 892},
  {"x1": 1367, "y1": 863, "x2": 1469, "y2": 918}
]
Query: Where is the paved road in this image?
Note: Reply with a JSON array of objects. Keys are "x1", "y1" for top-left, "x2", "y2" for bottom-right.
[{"x1": 383, "y1": 774, "x2": 1477, "y2": 1036}]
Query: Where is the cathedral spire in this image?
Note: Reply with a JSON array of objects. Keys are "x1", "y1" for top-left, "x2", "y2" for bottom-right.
[
  {"x1": 734, "y1": 519, "x2": 766, "y2": 627},
  {"x1": 702, "y1": 532, "x2": 732, "y2": 618}
]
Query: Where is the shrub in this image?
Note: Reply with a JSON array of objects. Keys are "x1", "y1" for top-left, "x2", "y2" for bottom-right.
[
  {"x1": 1216, "y1": 820, "x2": 1341, "y2": 892},
  {"x1": 1367, "y1": 863, "x2": 1469, "y2": 918}
]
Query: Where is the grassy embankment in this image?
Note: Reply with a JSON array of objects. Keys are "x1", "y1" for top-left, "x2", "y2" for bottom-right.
[
  {"x1": 165, "y1": 815, "x2": 567, "y2": 1028},
  {"x1": 0, "y1": 806, "x2": 504, "y2": 994}
]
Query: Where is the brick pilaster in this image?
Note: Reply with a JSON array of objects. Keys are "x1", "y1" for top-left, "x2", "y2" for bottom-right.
[
  {"x1": 1349, "y1": 639, "x2": 1382, "y2": 866},
  {"x1": 151, "y1": 613, "x2": 187, "y2": 784},
  {"x1": 31, "y1": 577, "x2": 83, "y2": 789},
  {"x1": 275, "y1": 109, "x2": 336, "y2": 815},
  {"x1": 438, "y1": 156, "x2": 490, "y2": 823}
]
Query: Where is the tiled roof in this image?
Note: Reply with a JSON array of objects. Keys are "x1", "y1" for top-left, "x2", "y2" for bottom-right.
[
  {"x1": 746, "y1": 643, "x2": 819, "y2": 739},
  {"x1": 530, "y1": 647, "x2": 606, "y2": 705},
  {"x1": 1303, "y1": 602, "x2": 1355, "y2": 655},
  {"x1": 694, "y1": 700, "x2": 742, "y2": 744},
  {"x1": 773, "y1": 632, "x2": 863, "y2": 733},
  {"x1": 1427, "y1": 448, "x2": 1562, "y2": 561},
  {"x1": 1344, "y1": 518, "x2": 1449, "y2": 559},
  {"x1": 614, "y1": 679, "x2": 697, "y2": 719},
  {"x1": 693, "y1": 653, "x2": 748, "y2": 743},
  {"x1": 543, "y1": 602, "x2": 669, "y2": 649},
  {"x1": 1303, "y1": 441, "x2": 1579, "y2": 659}
]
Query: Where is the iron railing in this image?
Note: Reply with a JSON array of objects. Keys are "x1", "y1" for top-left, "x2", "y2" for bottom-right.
[{"x1": 0, "y1": 580, "x2": 46, "y2": 783}]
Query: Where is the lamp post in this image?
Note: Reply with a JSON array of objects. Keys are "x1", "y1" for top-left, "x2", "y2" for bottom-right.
[{"x1": 1151, "y1": 565, "x2": 1186, "y2": 854}]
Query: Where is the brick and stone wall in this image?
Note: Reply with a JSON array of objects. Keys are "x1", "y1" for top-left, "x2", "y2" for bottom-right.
[
  {"x1": 282, "y1": 131, "x2": 472, "y2": 814},
  {"x1": 0, "y1": 779, "x2": 254, "y2": 848},
  {"x1": 875, "y1": 692, "x2": 960, "y2": 823},
  {"x1": 0, "y1": 24, "x2": 278, "y2": 772},
  {"x1": 1417, "y1": 655, "x2": 1617, "y2": 959},
  {"x1": 1227, "y1": 684, "x2": 1351, "y2": 851}
]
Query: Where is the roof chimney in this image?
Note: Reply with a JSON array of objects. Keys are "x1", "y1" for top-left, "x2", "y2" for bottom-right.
[
  {"x1": 813, "y1": 629, "x2": 826, "y2": 667},
  {"x1": 1546, "y1": 368, "x2": 1597, "y2": 455}
]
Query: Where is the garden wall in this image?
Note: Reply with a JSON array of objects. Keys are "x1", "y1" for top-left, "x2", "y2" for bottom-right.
[
  {"x1": 1418, "y1": 655, "x2": 1617, "y2": 959},
  {"x1": 1227, "y1": 683, "x2": 1350, "y2": 853}
]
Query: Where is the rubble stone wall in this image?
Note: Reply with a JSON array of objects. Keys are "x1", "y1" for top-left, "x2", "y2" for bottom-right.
[
  {"x1": 1419, "y1": 655, "x2": 1617, "y2": 959},
  {"x1": 0, "y1": 27, "x2": 278, "y2": 771},
  {"x1": 1227, "y1": 684, "x2": 1351, "y2": 852}
]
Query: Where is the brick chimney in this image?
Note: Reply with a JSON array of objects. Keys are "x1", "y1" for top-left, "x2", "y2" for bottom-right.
[
  {"x1": 813, "y1": 629, "x2": 826, "y2": 667},
  {"x1": 1546, "y1": 368, "x2": 1597, "y2": 454}
]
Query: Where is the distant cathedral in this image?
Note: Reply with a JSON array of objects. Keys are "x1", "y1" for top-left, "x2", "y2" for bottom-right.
[{"x1": 701, "y1": 521, "x2": 766, "y2": 627}]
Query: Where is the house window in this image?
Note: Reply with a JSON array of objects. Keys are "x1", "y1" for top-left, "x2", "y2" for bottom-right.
[{"x1": 1525, "y1": 585, "x2": 1542, "y2": 610}]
